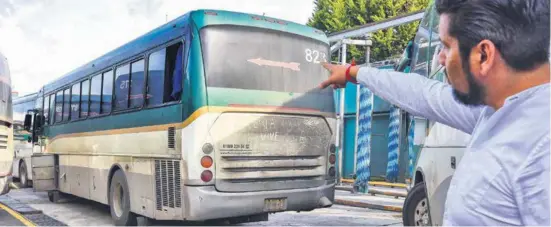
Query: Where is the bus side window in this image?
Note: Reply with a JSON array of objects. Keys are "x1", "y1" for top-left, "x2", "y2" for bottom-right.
[
  {"x1": 71, "y1": 83, "x2": 80, "y2": 120},
  {"x1": 49, "y1": 94, "x2": 55, "y2": 124},
  {"x1": 43, "y1": 95, "x2": 50, "y2": 125},
  {"x1": 90, "y1": 74, "x2": 102, "y2": 117},
  {"x1": 102, "y1": 70, "x2": 113, "y2": 114},
  {"x1": 146, "y1": 42, "x2": 183, "y2": 107},
  {"x1": 129, "y1": 59, "x2": 145, "y2": 109},
  {"x1": 114, "y1": 64, "x2": 130, "y2": 111},
  {"x1": 63, "y1": 88, "x2": 70, "y2": 121},
  {"x1": 55, "y1": 91, "x2": 63, "y2": 123},
  {"x1": 80, "y1": 80, "x2": 90, "y2": 118}
]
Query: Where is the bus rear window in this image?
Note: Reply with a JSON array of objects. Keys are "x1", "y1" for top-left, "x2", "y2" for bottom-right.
[{"x1": 200, "y1": 25, "x2": 330, "y2": 93}]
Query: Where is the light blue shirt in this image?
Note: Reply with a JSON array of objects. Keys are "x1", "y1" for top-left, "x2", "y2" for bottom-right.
[{"x1": 356, "y1": 66, "x2": 550, "y2": 226}]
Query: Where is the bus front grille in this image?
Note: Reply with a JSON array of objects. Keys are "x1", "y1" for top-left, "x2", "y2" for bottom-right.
[{"x1": 154, "y1": 159, "x2": 182, "y2": 211}]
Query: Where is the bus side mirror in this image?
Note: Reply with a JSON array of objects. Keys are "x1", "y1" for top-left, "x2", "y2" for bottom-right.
[{"x1": 24, "y1": 114, "x2": 32, "y2": 131}]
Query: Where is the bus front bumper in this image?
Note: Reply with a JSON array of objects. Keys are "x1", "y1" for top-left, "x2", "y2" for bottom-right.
[{"x1": 183, "y1": 183, "x2": 335, "y2": 221}]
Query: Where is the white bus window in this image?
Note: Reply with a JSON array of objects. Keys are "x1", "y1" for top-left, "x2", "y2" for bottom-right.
[
  {"x1": 70, "y1": 83, "x2": 80, "y2": 120},
  {"x1": 114, "y1": 64, "x2": 130, "y2": 111},
  {"x1": 102, "y1": 70, "x2": 113, "y2": 114},
  {"x1": 129, "y1": 59, "x2": 145, "y2": 108},
  {"x1": 90, "y1": 75, "x2": 101, "y2": 117},
  {"x1": 80, "y1": 80, "x2": 90, "y2": 118}
]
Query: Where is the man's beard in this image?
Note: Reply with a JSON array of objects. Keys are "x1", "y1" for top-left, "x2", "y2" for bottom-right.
[{"x1": 444, "y1": 68, "x2": 485, "y2": 106}]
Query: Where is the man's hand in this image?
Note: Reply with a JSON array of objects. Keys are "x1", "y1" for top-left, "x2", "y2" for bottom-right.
[{"x1": 319, "y1": 63, "x2": 358, "y2": 89}]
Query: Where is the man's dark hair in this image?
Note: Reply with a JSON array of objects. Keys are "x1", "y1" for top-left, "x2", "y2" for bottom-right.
[{"x1": 436, "y1": 0, "x2": 550, "y2": 71}]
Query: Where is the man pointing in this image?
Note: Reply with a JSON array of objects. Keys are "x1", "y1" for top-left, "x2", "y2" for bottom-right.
[{"x1": 320, "y1": 0, "x2": 550, "y2": 225}]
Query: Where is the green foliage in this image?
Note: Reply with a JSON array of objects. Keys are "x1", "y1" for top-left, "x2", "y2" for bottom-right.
[{"x1": 307, "y1": 0, "x2": 429, "y2": 63}]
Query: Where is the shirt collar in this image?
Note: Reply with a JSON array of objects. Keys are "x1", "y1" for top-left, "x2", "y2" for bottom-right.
[{"x1": 503, "y1": 83, "x2": 550, "y2": 106}]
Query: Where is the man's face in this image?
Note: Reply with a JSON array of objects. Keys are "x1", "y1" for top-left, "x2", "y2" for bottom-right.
[{"x1": 438, "y1": 14, "x2": 485, "y2": 106}]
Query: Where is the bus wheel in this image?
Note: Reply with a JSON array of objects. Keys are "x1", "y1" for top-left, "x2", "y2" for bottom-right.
[
  {"x1": 108, "y1": 170, "x2": 137, "y2": 226},
  {"x1": 402, "y1": 183, "x2": 431, "y2": 226},
  {"x1": 19, "y1": 161, "x2": 29, "y2": 187}
]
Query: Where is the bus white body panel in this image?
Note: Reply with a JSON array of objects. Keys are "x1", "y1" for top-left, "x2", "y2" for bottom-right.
[
  {"x1": 0, "y1": 52, "x2": 13, "y2": 195},
  {"x1": 412, "y1": 122, "x2": 470, "y2": 225}
]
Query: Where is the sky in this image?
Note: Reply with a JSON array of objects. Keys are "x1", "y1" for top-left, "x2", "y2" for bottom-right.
[{"x1": 0, "y1": 0, "x2": 316, "y2": 96}]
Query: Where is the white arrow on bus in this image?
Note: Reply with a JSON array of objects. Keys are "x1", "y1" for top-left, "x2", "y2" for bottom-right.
[{"x1": 247, "y1": 58, "x2": 301, "y2": 71}]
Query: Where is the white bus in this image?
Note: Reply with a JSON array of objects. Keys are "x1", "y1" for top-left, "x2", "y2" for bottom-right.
[
  {"x1": 12, "y1": 93, "x2": 39, "y2": 187},
  {"x1": 401, "y1": 2, "x2": 470, "y2": 226},
  {"x1": 0, "y1": 52, "x2": 15, "y2": 195}
]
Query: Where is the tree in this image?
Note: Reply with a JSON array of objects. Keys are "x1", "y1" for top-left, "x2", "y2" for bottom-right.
[{"x1": 307, "y1": 0, "x2": 429, "y2": 63}]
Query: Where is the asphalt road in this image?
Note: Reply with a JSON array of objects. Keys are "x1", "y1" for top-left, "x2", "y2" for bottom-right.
[{"x1": 4, "y1": 187, "x2": 403, "y2": 226}]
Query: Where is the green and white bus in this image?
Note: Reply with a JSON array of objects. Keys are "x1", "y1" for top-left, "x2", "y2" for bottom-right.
[
  {"x1": 0, "y1": 52, "x2": 14, "y2": 196},
  {"x1": 24, "y1": 9, "x2": 336, "y2": 225}
]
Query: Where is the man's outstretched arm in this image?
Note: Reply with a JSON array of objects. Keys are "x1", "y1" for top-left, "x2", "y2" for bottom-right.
[{"x1": 320, "y1": 64, "x2": 483, "y2": 134}]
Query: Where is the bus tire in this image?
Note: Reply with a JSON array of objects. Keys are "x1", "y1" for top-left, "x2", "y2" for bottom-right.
[
  {"x1": 108, "y1": 170, "x2": 137, "y2": 226},
  {"x1": 402, "y1": 182, "x2": 431, "y2": 226},
  {"x1": 19, "y1": 161, "x2": 29, "y2": 187}
]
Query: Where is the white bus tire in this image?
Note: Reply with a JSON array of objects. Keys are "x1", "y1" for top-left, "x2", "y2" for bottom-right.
[
  {"x1": 108, "y1": 170, "x2": 137, "y2": 226},
  {"x1": 402, "y1": 182, "x2": 431, "y2": 226}
]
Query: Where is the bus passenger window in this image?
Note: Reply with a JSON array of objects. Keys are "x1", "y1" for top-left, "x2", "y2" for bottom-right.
[
  {"x1": 90, "y1": 75, "x2": 102, "y2": 117},
  {"x1": 55, "y1": 91, "x2": 63, "y2": 123},
  {"x1": 114, "y1": 64, "x2": 130, "y2": 110},
  {"x1": 63, "y1": 88, "x2": 70, "y2": 121},
  {"x1": 102, "y1": 70, "x2": 113, "y2": 114},
  {"x1": 80, "y1": 80, "x2": 90, "y2": 118},
  {"x1": 71, "y1": 83, "x2": 80, "y2": 120},
  {"x1": 165, "y1": 43, "x2": 182, "y2": 102},
  {"x1": 129, "y1": 59, "x2": 145, "y2": 108},
  {"x1": 49, "y1": 94, "x2": 55, "y2": 123},
  {"x1": 146, "y1": 49, "x2": 166, "y2": 107},
  {"x1": 146, "y1": 42, "x2": 182, "y2": 107},
  {"x1": 43, "y1": 95, "x2": 50, "y2": 125}
]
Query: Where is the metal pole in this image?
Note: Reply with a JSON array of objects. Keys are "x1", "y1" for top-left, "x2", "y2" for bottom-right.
[{"x1": 337, "y1": 43, "x2": 347, "y2": 184}]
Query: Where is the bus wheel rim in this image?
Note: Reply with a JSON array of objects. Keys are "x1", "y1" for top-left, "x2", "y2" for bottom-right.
[
  {"x1": 414, "y1": 198, "x2": 429, "y2": 226},
  {"x1": 113, "y1": 183, "x2": 124, "y2": 218}
]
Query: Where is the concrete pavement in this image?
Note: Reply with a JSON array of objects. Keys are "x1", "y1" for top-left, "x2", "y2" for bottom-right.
[{"x1": 4, "y1": 187, "x2": 403, "y2": 226}]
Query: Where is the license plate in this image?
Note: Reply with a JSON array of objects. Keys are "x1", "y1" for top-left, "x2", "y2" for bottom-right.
[{"x1": 263, "y1": 198, "x2": 287, "y2": 212}]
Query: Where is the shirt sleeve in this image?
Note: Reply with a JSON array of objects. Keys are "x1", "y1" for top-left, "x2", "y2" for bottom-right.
[
  {"x1": 514, "y1": 136, "x2": 550, "y2": 226},
  {"x1": 355, "y1": 66, "x2": 483, "y2": 134}
]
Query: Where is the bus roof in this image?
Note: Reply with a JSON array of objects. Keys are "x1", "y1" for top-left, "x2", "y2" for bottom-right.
[
  {"x1": 42, "y1": 9, "x2": 327, "y2": 94},
  {"x1": 13, "y1": 92, "x2": 37, "y2": 105}
]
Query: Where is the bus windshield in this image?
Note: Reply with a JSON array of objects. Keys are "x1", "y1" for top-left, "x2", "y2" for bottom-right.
[{"x1": 200, "y1": 25, "x2": 334, "y2": 112}]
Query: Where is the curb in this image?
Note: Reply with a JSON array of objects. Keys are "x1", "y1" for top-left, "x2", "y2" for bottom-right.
[
  {"x1": 0, "y1": 202, "x2": 36, "y2": 227},
  {"x1": 340, "y1": 179, "x2": 407, "y2": 188},
  {"x1": 334, "y1": 198, "x2": 402, "y2": 212},
  {"x1": 367, "y1": 188, "x2": 407, "y2": 198},
  {"x1": 336, "y1": 186, "x2": 407, "y2": 198}
]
